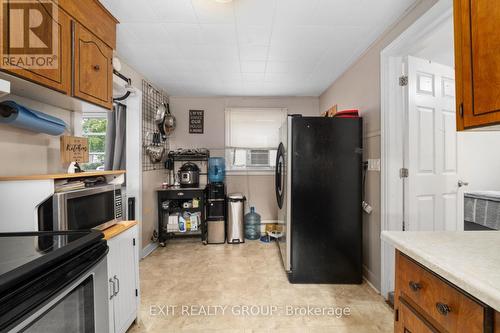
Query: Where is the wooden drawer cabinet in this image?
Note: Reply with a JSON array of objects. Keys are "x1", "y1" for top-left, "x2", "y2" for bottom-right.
[
  {"x1": 395, "y1": 251, "x2": 493, "y2": 333},
  {"x1": 454, "y1": 0, "x2": 500, "y2": 130},
  {"x1": 397, "y1": 297, "x2": 439, "y2": 333},
  {"x1": 0, "y1": 0, "x2": 71, "y2": 94},
  {"x1": 72, "y1": 22, "x2": 113, "y2": 109}
]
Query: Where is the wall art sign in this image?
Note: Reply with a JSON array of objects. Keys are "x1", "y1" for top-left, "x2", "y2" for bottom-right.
[
  {"x1": 60, "y1": 136, "x2": 89, "y2": 163},
  {"x1": 189, "y1": 110, "x2": 204, "y2": 134}
]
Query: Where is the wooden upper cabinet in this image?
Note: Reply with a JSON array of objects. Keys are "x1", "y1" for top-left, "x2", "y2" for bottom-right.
[
  {"x1": 72, "y1": 22, "x2": 113, "y2": 109},
  {"x1": 0, "y1": 0, "x2": 71, "y2": 94},
  {"x1": 454, "y1": 0, "x2": 500, "y2": 130},
  {"x1": 0, "y1": 0, "x2": 117, "y2": 110}
]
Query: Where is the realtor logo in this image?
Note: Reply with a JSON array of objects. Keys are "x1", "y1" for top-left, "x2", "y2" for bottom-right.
[{"x1": 2, "y1": 0, "x2": 59, "y2": 69}]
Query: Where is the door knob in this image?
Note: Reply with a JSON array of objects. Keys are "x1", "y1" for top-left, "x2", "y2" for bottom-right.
[{"x1": 458, "y1": 180, "x2": 469, "y2": 187}]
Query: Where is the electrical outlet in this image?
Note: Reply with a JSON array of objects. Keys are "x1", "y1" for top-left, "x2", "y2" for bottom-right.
[{"x1": 367, "y1": 159, "x2": 381, "y2": 171}]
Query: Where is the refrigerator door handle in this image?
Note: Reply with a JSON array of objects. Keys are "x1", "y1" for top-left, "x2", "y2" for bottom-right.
[{"x1": 275, "y1": 143, "x2": 285, "y2": 209}]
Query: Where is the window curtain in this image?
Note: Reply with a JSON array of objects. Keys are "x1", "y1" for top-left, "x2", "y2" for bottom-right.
[{"x1": 105, "y1": 103, "x2": 126, "y2": 170}]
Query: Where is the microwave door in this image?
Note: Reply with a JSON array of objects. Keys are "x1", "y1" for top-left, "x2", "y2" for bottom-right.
[{"x1": 52, "y1": 185, "x2": 120, "y2": 231}]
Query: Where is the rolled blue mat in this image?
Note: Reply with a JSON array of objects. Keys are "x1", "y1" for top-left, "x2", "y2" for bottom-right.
[{"x1": 0, "y1": 100, "x2": 67, "y2": 136}]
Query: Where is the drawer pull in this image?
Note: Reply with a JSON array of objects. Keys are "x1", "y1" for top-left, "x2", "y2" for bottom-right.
[
  {"x1": 436, "y1": 302, "x2": 451, "y2": 316},
  {"x1": 409, "y1": 281, "x2": 422, "y2": 292},
  {"x1": 93, "y1": 64, "x2": 101, "y2": 71}
]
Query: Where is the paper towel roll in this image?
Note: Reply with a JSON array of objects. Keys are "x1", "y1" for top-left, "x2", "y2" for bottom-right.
[{"x1": 0, "y1": 100, "x2": 67, "y2": 136}]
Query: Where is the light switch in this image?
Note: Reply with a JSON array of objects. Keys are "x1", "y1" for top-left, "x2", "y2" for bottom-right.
[{"x1": 367, "y1": 159, "x2": 381, "y2": 171}]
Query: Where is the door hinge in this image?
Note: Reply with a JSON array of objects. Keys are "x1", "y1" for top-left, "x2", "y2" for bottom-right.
[
  {"x1": 459, "y1": 102, "x2": 464, "y2": 117},
  {"x1": 133, "y1": 238, "x2": 136, "y2": 246},
  {"x1": 135, "y1": 289, "x2": 138, "y2": 297},
  {"x1": 402, "y1": 221, "x2": 406, "y2": 231},
  {"x1": 399, "y1": 75, "x2": 408, "y2": 86},
  {"x1": 399, "y1": 168, "x2": 409, "y2": 178}
]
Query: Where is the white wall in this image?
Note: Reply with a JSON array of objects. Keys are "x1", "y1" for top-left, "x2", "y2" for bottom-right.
[
  {"x1": 458, "y1": 132, "x2": 500, "y2": 191},
  {"x1": 167, "y1": 96, "x2": 319, "y2": 221},
  {"x1": 319, "y1": 0, "x2": 439, "y2": 291}
]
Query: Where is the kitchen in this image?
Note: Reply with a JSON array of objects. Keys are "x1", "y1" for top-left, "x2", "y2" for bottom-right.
[{"x1": 0, "y1": 0, "x2": 499, "y2": 332}]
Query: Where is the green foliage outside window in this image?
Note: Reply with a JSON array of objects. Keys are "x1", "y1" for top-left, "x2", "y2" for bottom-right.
[{"x1": 81, "y1": 117, "x2": 107, "y2": 171}]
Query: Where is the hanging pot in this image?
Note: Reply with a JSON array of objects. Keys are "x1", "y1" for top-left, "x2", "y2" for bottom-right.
[{"x1": 163, "y1": 103, "x2": 176, "y2": 136}]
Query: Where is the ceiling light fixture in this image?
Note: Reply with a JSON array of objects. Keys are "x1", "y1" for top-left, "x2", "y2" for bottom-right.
[{"x1": 214, "y1": 0, "x2": 232, "y2": 3}]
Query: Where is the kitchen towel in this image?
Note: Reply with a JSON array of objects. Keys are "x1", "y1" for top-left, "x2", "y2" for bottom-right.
[{"x1": 0, "y1": 100, "x2": 67, "y2": 136}]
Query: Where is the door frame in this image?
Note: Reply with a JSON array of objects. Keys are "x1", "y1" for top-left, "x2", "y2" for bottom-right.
[{"x1": 380, "y1": 0, "x2": 453, "y2": 299}]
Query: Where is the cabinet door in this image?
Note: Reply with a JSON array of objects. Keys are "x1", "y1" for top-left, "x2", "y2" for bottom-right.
[
  {"x1": 113, "y1": 227, "x2": 139, "y2": 333},
  {"x1": 0, "y1": 0, "x2": 71, "y2": 94},
  {"x1": 396, "y1": 298, "x2": 439, "y2": 333},
  {"x1": 454, "y1": 0, "x2": 500, "y2": 130},
  {"x1": 72, "y1": 21, "x2": 112, "y2": 109},
  {"x1": 107, "y1": 239, "x2": 117, "y2": 333}
]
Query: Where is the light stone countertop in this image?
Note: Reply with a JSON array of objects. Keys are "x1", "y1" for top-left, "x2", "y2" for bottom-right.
[{"x1": 381, "y1": 231, "x2": 500, "y2": 311}]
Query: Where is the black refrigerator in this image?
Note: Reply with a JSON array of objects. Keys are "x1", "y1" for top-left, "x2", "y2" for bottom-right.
[{"x1": 275, "y1": 115, "x2": 363, "y2": 284}]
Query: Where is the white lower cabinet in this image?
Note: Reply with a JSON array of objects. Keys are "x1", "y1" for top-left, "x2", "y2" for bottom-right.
[{"x1": 107, "y1": 225, "x2": 139, "y2": 333}]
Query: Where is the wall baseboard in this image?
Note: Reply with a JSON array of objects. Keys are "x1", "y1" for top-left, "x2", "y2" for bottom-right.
[{"x1": 141, "y1": 242, "x2": 158, "y2": 259}]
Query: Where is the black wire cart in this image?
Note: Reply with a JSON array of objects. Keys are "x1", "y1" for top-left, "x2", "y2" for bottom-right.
[{"x1": 157, "y1": 187, "x2": 207, "y2": 246}]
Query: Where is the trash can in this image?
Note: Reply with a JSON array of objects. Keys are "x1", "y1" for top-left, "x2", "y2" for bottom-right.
[{"x1": 227, "y1": 193, "x2": 246, "y2": 244}]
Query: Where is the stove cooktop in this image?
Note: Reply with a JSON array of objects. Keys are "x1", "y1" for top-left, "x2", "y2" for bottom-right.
[{"x1": 0, "y1": 230, "x2": 104, "y2": 291}]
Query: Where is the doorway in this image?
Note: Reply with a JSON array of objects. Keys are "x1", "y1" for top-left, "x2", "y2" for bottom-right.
[{"x1": 379, "y1": 0, "x2": 456, "y2": 299}]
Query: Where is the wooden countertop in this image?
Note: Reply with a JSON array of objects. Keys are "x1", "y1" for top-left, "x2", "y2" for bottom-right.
[
  {"x1": 0, "y1": 170, "x2": 126, "y2": 181},
  {"x1": 102, "y1": 221, "x2": 137, "y2": 240}
]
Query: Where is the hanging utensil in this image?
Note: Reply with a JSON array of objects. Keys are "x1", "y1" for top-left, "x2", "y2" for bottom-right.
[{"x1": 163, "y1": 103, "x2": 176, "y2": 136}]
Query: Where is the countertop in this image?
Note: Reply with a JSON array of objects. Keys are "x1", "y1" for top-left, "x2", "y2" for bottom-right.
[
  {"x1": 382, "y1": 231, "x2": 500, "y2": 311},
  {"x1": 102, "y1": 221, "x2": 137, "y2": 240},
  {"x1": 0, "y1": 170, "x2": 126, "y2": 181}
]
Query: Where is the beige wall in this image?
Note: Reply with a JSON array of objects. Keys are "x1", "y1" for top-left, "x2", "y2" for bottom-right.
[
  {"x1": 319, "y1": 0, "x2": 438, "y2": 291},
  {"x1": 0, "y1": 94, "x2": 81, "y2": 176},
  {"x1": 167, "y1": 96, "x2": 319, "y2": 221}
]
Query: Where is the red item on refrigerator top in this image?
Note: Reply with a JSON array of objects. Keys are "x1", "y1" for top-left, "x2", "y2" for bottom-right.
[{"x1": 334, "y1": 109, "x2": 360, "y2": 118}]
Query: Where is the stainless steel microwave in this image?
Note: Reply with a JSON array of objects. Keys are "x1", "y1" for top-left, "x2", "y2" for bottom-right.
[{"x1": 38, "y1": 184, "x2": 123, "y2": 231}]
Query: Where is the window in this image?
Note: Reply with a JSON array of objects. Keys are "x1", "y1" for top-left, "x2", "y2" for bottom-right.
[
  {"x1": 81, "y1": 113, "x2": 107, "y2": 171},
  {"x1": 225, "y1": 108, "x2": 287, "y2": 171}
]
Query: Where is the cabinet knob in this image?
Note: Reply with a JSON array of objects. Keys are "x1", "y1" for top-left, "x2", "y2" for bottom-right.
[
  {"x1": 409, "y1": 281, "x2": 422, "y2": 292},
  {"x1": 436, "y1": 302, "x2": 451, "y2": 316},
  {"x1": 93, "y1": 64, "x2": 101, "y2": 71}
]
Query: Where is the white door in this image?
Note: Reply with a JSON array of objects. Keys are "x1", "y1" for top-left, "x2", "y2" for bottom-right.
[{"x1": 404, "y1": 56, "x2": 464, "y2": 232}]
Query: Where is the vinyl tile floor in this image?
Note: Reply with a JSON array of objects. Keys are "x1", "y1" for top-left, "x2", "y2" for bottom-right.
[{"x1": 127, "y1": 238, "x2": 393, "y2": 333}]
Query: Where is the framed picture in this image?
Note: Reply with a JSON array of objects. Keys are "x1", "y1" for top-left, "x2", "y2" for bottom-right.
[{"x1": 189, "y1": 110, "x2": 204, "y2": 134}]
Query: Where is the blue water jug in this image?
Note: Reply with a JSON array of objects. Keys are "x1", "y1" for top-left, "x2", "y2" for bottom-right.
[
  {"x1": 244, "y1": 207, "x2": 261, "y2": 240},
  {"x1": 208, "y1": 157, "x2": 225, "y2": 183}
]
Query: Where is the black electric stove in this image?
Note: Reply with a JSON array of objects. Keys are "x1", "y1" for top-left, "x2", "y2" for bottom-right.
[{"x1": 0, "y1": 230, "x2": 108, "y2": 332}]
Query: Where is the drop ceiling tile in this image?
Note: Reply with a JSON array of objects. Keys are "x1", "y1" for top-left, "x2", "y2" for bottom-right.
[
  {"x1": 274, "y1": 0, "x2": 320, "y2": 25},
  {"x1": 235, "y1": 0, "x2": 275, "y2": 26},
  {"x1": 148, "y1": 0, "x2": 198, "y2": 23},
  {"x1": 239, "y1": 45, "x2": 269, "y2": 61},
  {"x1": 191, "y1": 0, "x2": 235, "y2": 24},
  {"x1": 237, "y1": 25, "x2": 272, "y2": 45},
  {"x1": 241, "y1": 61, "x2": 266, "y2": 73},
  {"x1": 103, "y1": 0, "x2": 156, "y2": 22},
  {"x1": 200, "y1": 24, "x2": 238, "y2": 44},
  {"x1": 264, "y1": 72, "x2": 306, "y2": 83},
  {"x1": 177, "y1": 44, "x2": 239, "y2": 61},
  {"x1": 214, "y1": 60, "x2": 241, "y2": 74},
  {"x1": 162, "y1": 23, "x2": 205, "y2": 44},
  {"x1": 242, "y1": 73, "x2": 265, "y2": 82},
  {"x1": 118, "y1": 23, "x2": 168, "y2": 44}
]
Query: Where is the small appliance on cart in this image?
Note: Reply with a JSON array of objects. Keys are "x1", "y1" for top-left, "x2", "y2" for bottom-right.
[{"x1": 157, "y1": 148, "x2": 210, "y2": 246}]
